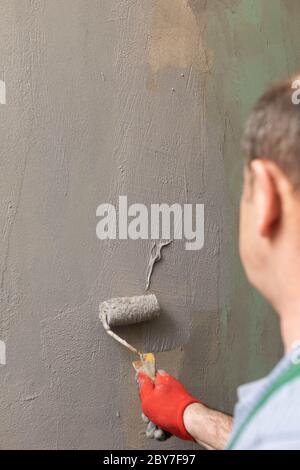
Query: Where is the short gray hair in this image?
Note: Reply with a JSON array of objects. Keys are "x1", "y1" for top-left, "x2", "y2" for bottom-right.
[{"x1": 242, "y1": 74, "x2": 300, "y2": 188}]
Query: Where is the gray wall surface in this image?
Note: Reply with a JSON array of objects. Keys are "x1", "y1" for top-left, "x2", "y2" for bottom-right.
[{"x1": 0, "y1": 0, "x2": 299, "y2": 450}]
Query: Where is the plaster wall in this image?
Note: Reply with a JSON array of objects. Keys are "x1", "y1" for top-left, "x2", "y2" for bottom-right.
[{"x1": 0, "y1": 0, "x2": 299, "y2": 449}]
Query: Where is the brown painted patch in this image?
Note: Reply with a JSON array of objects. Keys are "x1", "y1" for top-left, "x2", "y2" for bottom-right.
[{"x1": 149, "y1": 0, "x2": 211, "y2": 74}]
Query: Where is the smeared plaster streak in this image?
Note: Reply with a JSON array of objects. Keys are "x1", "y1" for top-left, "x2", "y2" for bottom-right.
[
  {"x1": 23, "y1": 393, "x2": 41, "y2": 403},
  {"x1": 145, "y1": 240, "x2": 172, "y2": 291}
]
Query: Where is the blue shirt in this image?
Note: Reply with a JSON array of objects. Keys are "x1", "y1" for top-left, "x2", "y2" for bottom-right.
[{"x1": 229, "y1": 344, "x2": 300, "y2": 450}]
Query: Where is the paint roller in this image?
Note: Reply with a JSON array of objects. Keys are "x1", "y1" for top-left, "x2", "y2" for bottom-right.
[{"x1": 99, "y1": 294, "x2": 160, "y2": 357}]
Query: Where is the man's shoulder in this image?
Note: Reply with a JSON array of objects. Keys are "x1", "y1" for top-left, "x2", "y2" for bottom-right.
[
  {"x1": 256, "y1": 376, "x2": 300, "y2": 448},
  {"x1": 233, "y1": 375, "x2": 300, "y2": 449},
  {"x1": 263, "y1": 372, "x2": 300, "y2": 413}
]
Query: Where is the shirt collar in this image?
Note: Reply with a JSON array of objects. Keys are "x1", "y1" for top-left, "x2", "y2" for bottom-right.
[
  {"x1": 234, "y1": 346, "x2": 300, "y2": 425},
  {"x1": 238, "y1": 344, "x2": 300, "y2": 400}
]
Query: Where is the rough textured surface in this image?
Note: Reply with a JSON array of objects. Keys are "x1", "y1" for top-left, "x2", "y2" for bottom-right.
[{"x1": 0, "y1": 0, "x2": 299, "y2": 450}]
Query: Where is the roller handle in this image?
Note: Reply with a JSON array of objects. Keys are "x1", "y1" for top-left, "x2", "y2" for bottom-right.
[{"x1": 101, "y1": 313, "x2": 141, "y2": 356}]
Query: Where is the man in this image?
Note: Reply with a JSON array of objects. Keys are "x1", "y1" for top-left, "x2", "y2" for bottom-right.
[{"x1": 137, "y1": 74, "x2": 300, "y2": 450}]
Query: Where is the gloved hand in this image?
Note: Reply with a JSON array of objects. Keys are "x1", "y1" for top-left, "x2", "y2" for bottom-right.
[
  {"x1": 137, "y1": 370, "x2": 201, "y2": 441},
  {"x1": 141, "y1": 413, "x2": 172, "y2": 442}
]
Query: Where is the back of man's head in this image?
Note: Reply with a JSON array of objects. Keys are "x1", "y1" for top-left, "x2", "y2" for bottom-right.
[
  {"x1": 239, "y1": 74, "x2": 300, "y2": 320},
  {"x1": 242, "y1": 75, "x2": 300, "y2": 188}
]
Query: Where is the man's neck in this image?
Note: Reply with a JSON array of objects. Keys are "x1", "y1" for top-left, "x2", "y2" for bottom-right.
[
  {"x1": 271, "y1": 242, "x2": 300, "y2": 354},
  {"x1": 279, "y1": 304, "x2": 300, "y2": 353}
]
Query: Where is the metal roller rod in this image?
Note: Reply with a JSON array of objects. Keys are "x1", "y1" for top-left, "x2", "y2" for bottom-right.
[{"x1": 101, "y1": 313, "x2": 141, "y2": 356}]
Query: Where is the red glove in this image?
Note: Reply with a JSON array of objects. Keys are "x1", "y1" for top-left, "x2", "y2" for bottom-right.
[{"x1": 137, "y1": 370, "x2": 201, "y2": 441}]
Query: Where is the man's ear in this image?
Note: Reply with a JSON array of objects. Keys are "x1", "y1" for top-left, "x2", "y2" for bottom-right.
[{"x1": 250, "y1": 159, "x2": 281, "y2": 237}]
